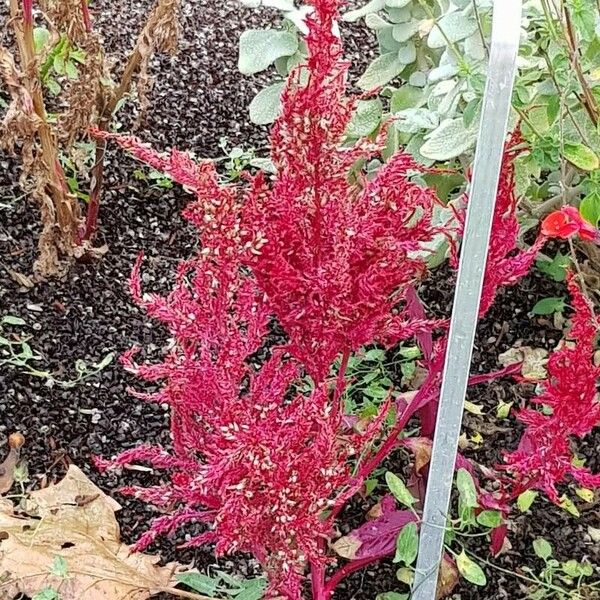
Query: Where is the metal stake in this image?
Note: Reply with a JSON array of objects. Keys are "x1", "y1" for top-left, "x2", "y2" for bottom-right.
[{"x1": 411, "y1": 1, "x2": 523, "y2": 598}]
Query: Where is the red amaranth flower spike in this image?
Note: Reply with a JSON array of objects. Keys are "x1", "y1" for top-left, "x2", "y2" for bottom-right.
[
  {"x1": 501, "y1": 273, "x2": 600, "y2": 501},
  {"x1": 473, "y1": 135, "x2": 546, "y2": 316}
]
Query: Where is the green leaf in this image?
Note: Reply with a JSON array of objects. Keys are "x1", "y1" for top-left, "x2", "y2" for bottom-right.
[
  {"x1": 533, "y1": 538, "x2": 552, "y2": 561},
  {"x1": 363, "y1": 348, "x2": 386, "y2": 362},
  {"x1": 385, "y1": 472, "x2": 417, "y2": 507},
  {"x1": 249, "y1": 82, "x2": 285, "y2": 125},
  {"x1": 33, "y1": 27, "x2": 50, "y2": 53},
  {"x1": 456, "y1": 551, "x2": 487, "y2": 586},
  {"x1": 531, "y1": 297, "x2": 566, "y2": 315},
  {"x1": 385, "y1": 0, "x2": 411, "y2": 6},
  {"x1": 420, "y1": 118, "x2": 478, "y2": 161},
  {"x1": 2, "y1": 315, "x2": 26, "y2": 326},
  {"x1": 393, "y1": 522, "x2": 418, "y2": 565},
  {"x1": 390, "y1": 85, "x2": 425, "y2": 112},
  {"x1": 176, "y1": 572, "x2": 219, "y2": 594},
  {"x1": 32, "y1": 589, "x2": 60, "y2": 600},
  {"x1": 65, "y1": 60, "x2": 79, "y2": 80},
  {"x1": 562, "y1": 559, "x2": 593, "y2": 578},
  {"x1": 397, "y1": 40, "x2": 416, "y2": 64},
  {"x1": 343, "y1": 0, "x2": 386, "y2": 22},
  {"x1": 238, "y1": 29, "x2": 298, "y2": 75},
  {"x1": 53, "y1": 54, "x2": 66, "y2": 75},
  {"x1": 563, "y1": 143, "x2": 600, "y2": 171},
  {"x1": 558, "y1": 494, "x2": 580, "y2": 517},
  {"x1": 476, "y1": 510, "x2": 503, "y2": 529},
  {"x1": 49, "y1": 556, "x2": 69, "y2": 578},
  {"x1": 394, "y1": 108, "x2": 439, "y2": 134},
  {"x1": 347, "y1": 99, "x2": 383, "y2": 137},
  {"x1": 580, "y1": 191, "x2": 600, "y2": 226},
  {"x1": 536, "y1": 252, "x2": 570, "y2": 282},
  {"x1": 428, "y1": 13, "x2": 478, "y2": 49},
  {"x1": 392, "y1": 21, "x2": 420, "y2": 43},
  {"x1": 376, "y1": 594, "x2": 409, "y2": 600},
  {"x1": 496, "y1": 400, "x2": 513, "y2": 419},
  {"x1": 235, "y1": 577, "x2": 268, "y2": 600},
  {"x1": 357, "y1": 52, "x2": 405, "y2": 90},
  {"x1": 365, "y1": 13, "x2": 391, "y2": 30},
  {"x1": 456, "y1": 469, "x2": 478, "y2": 508}
]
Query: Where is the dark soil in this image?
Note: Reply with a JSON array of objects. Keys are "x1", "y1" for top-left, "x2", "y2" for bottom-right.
[{"x1": 1, "y1": 1, "x2": 598, "y2": 600}]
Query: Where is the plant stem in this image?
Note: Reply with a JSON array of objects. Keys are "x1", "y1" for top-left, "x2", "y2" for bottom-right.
[
  {"x1": 80, "y1": 0, "x2": 92, "y2": 32},
  {"x1": 323, "y1": 554, "x2": 387, "y2": 596}
]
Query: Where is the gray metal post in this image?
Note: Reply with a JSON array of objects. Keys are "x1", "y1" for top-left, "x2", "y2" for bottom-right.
[{"x1": 411, "y1": 1, "x2": 523, "y2": 598}]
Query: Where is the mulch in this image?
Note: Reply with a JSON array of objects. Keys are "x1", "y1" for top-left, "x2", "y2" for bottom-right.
[{"x1": 0, "y1": 1, "x2": 598, "y2": 599}]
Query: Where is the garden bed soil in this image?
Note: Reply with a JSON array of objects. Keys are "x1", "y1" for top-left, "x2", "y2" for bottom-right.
[{"x1": 1, "y1": 1, "x2": 598, "y2": 599}]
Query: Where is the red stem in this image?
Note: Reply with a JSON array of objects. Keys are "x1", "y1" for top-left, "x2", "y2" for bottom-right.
[
  {"x1": 22, "y1": 0, "x2": 33, "y2": 26},
  {"x1": 80, "y1": 0, "x2": 92, "y2": 32},
  {"x1": 323, "y1": 554, "x2": 387, "y2": 597}
]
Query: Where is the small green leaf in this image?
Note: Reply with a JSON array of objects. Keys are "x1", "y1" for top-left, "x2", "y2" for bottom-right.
[
  {"x1": 533, "y1": 538, "x2": 552, "y2": 561},
  {"x1": 347, "y1": 99, "x2": 383, "y2": 137},
  {"x1": 343, "y1": 0, "x2": 386, "y2": 22},
  {"x1": 238, "y1": 29, "x2": 298, "y2": 75},
  {"x1": 575, "y1": 487, "x2": 595, "y2": 502},
  {"x1": 420, "y1": 118, "x2": 478, "y2": 161},
  {"x1": 558, "y1": 494, "x2": 580, "y2": 517},
  {"x1": 385, "y1": 472, "x2": 417, "y2": 507},
  {"x1": 580, "y1": 191, "x2": 600, "y2": 226},
  {"x1": 390, "y1": 85, "x2": 424, "y2": 113},
  {"x1": 32, "y1": 589, "x2": 60, "y2": 600},
  {"x1": 376, "y1": 593, "x2": 409, "y2": 600},
  {"x1": 476, "y1": 510, "x2": 503, "y2": 529},
  {"x1": 536, "y1": 252, "x2": 570, "y2": 282},
  {"x1": 49, "y1": 556, "x2": 69, "y2": 578},
  {"x1": 456, "y1": 551, "x2": 487, "y2": 586},
  {"x1": 33, "y1": 27, "x2": 50, "y2": 53},
  {"x1": 517, "y1": 490, "x2": 537, "y2": 513},
  {"x1": 563, "y1": 143, "x2": 600, "y2": 171},
  {"x1": 176, "y1": 572, "x2": 219, "y2": 595},
  {"x1": 456, "y1": 469, "x2": 479, "y2": 508},
  {"x1": 395, "y1": 566, "x2": 414, "y2": 584},
  {"x1": 428, "y1": 13, "x2": 478, "y2": 48},
  {"x1": 357, "y1": 52, "x2": 405, "y2": 90},
  {"x1": 393, "y1": 522, "x2": 418, "y2": 565},
  {"x1": 65, "y1": 60, "x2": 79, "y2": 80},
  {"x1": 249, "y1": 82, "x2": 285, "y2": 125},
  {"x1": 2, "y1": 315, "x2": 26, "y2": 326},
  {"x1": 531, "y1": 297, "x2": 566, "y2": 315},
  {"x1": 496, "y1": 400, "x2": 513, "y2": 419}
]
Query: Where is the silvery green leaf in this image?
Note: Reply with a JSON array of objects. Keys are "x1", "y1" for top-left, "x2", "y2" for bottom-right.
[
  {"x1": 405, "y1": 133, "x2": 433, "y2": 166},
  {"x1": 238, "y1": 30, "x2": 298, "y2": 75},
  {"x1": 394, "y1": 108, "x2": 439, "y2": 134},
  {"x1": 385, "y1": 0, "x2": 411, "y2": 7},
  {"x1": 366, "y1": 13, "x2": 392, "y2": 30},
  {"x1": 347, "y1": 99, "x2": 383, "y2": 137},
  {"x1": 285, "y1": 5, "x2": 313, "y2": 34},
  {"x1": 437, "y1": 82, "x2": 462, "y2": 117},
  {"x1": 390, "y1": 85, "x2": 426, "y2": 112},
  {"x1": 409, "y1": 71, "x2": 427, "y2": 87},
  {"x1": 397, "y1": 40, "x2": 416, "y2": 63},
  {"x1": 392, "y1": 21, "x2": 420, "y2": 42},
  {"x1": 427, "y1": 12, "x2": 478, "y2": 48},
  {"x1": 428, "y1": 63, "x2": 459, "y2": 84},
  {"x1": 431, "y1": 79, "x2": 457, "y2": 98},
  {"x1": 464, "y1": 32, "x2": 486, "y2": 60},
  {"x1": 378, "y1": 28, "x2": 401, "y2": 52},
  {"x1": 343, "y1": 0, "x2": 385, "y2": 22},
  {"x1": 238, "y1": 0, "x2": 261, "y2": 7},
  {"x1": 420, "y1": 117, "x2": 477, "y2": 160},
  {"x1": 386, "y1": 6, "x2": 412, "y2": 23},
  {"x1": 358, "y1": 52, "x2": 405, "y2": 89},
  {"x1": 265, "y1": 0, "x2": 295, "y2": 9},
  {"x1": 249, "y1": 82, "x2": 285, "y2": 125}
]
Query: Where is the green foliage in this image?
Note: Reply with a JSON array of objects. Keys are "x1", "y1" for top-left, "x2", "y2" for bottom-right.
[
  {"x1": 456, "y1": 550, "x2": 487, "y2": 586},
  {"x1": 524, "y1": 538, "x2": 598, "y2": 600},
  {"x1": 536, "y1": 252, "x2": 571, "y2": 282},
  {"x1": 531, "y1": 296, "x2": 567, "y2": 315},
  {"x1": 0, "y1": 315, "x2": 114, "y2": 388},
  {"x1": 385, "y1": 472, "x2": 417, "y2": 508},
  {"x1": 176, "y1": 570, "x2": 267, "y2": 600},
  {"x1": 393, "y1": 522, "x2": 419, "y2": 565}
]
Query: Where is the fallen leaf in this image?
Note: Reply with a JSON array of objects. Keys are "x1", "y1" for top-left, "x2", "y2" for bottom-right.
[
  {"x1": 498, "y1": 346, "x2": 549, "y2": 381},
  {"x1": 436, "y1": 553, "x2": 459, "y2": 599},
  {"x1": 7, "y1": 269, "x2": 34, "y2": 288},
  {"x1": 399, "y1": 437, "x2": 432, "y2": 474},
  {"x1": 0, "y1": 433, "x2": 25, "y2": 494},
  {"x1": 0, "y1": 464, "x2": 179, "y2": 600}
]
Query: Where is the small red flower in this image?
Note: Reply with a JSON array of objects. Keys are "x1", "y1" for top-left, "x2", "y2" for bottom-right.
[{"x1": 541, "y1": 206, "x2": 598, "y2": 242}]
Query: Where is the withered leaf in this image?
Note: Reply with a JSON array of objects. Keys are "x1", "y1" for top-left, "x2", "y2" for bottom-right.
[{"x1": 0, "y1": 465, "x2": 179, "y2": 599}]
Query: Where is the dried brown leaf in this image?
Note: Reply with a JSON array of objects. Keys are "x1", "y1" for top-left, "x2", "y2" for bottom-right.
[
  {"x1": 0, "y1": 465, "x2": 178, "y2": 599},
  {"x1": 498, "y1": 346, "x2": 549, "y2": 381}
]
